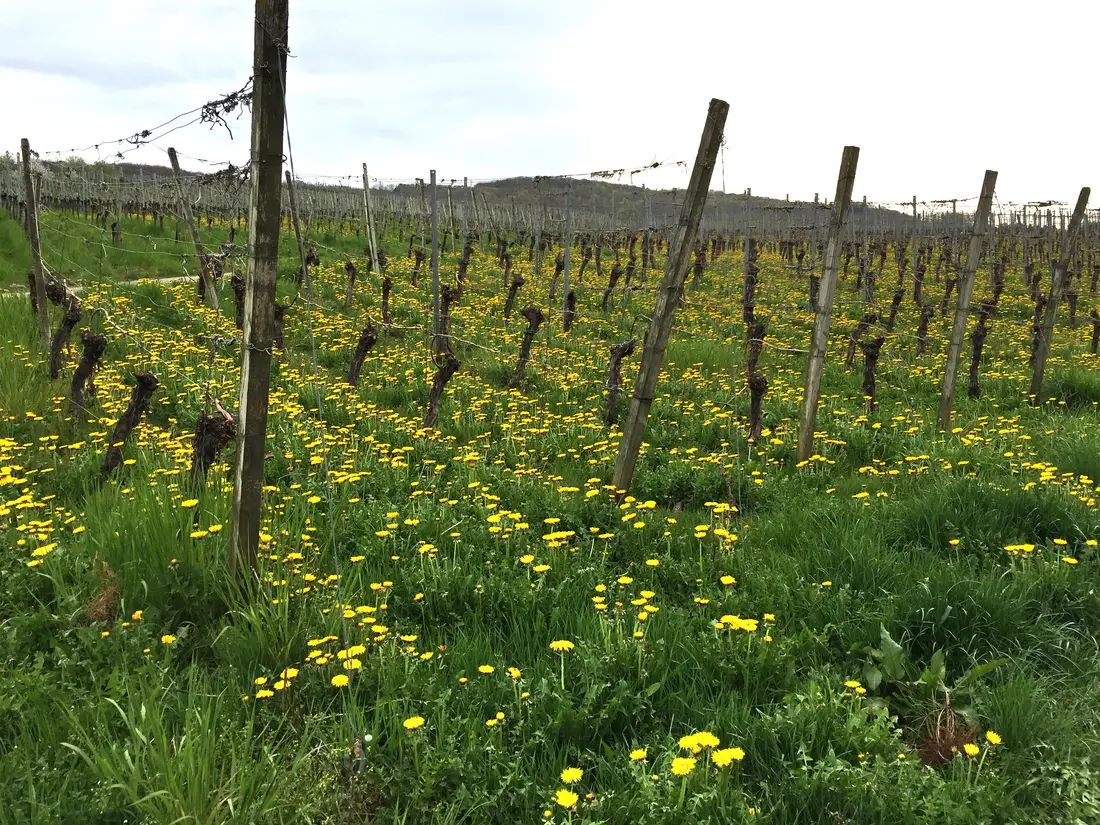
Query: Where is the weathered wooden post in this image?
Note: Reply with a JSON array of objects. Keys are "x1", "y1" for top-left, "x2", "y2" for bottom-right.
[
  {"x1": 936, "y1": 170, "x2": 997, "y2": 428},
  {"x1": 611, "y1": 98, "x2": 728, "y2": 492},
  {"x1": 362, "y1": 163, "x2": 382, "y2": 288},
  {"x1": 20, "y1": 139, "x2": 51, "y2": 349},
  {"x1": 168, "y1": 148, "x2": 220, "y2": 310},
  {"x1": 430, "y1": 170, "x2": 441, "y2": 354},
  {"x1": 1029, "y1": 187, "x2": 1090, "y2": 402},
  {"x1": 230, "y1": 0, "x2": 288, "y2": 578},
  {"x1": 562, "y1": 182, "x2": 572, "y2": 328},
  {"x1": 795, "y1": 146, "x2": 860, "y2": 463}
]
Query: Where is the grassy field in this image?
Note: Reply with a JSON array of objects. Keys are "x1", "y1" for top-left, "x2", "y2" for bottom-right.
[{"x1": 1, "y1": 205, "x2": 1099, "y2": 825}]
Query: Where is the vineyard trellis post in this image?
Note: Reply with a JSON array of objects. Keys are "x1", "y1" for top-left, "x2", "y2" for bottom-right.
[
  {"x1": 113, "y1": 172, "x2": 123, "y2": 244},
  {"x1": 362, "y1": 163, "x2": 382, "y2": 289},
  {"x1": 284, "y1": 171, "x2": 307, "y2": 275},
  {"x1": 20, "y1": 138, "x2": 51, "y2": 349},
  {"x1": 168, "y1": 147, "x2": 220, "y2": 310},
  {"x1": 461, "y1": 176, "x2": 470, "y2": 256},
  {"x1": 610, "y1": 97, "x2": 729, "y2": 492},
  {"x1": 795, "y1": 145, "x2": 860, "y2": 463},
  {"x1": 446, "y1": 181, "x2": 456, "y2": 254},
  {"x1": 430, "y1": 169, "x2": 440, "y2": 354},
  {"x1": 743, "y1": 188, "x2": 751, "y2": 301},
  {"x1": 937, "y1": 170, "x2": 997, "y2": 429},
  {"x1": 230, "y1": 0, "x2": 289, "y2": 578},
  {"x1": 1029, "y1": 187, "x2": 1090, "y2": 401},
  {"x1": 562, "y1": 181, "x2": 572, "y2": 326}
]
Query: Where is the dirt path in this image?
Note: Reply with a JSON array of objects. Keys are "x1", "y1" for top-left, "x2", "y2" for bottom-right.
[{"x1": 0, "y1": 274, "x2": 197, "y2": 300}]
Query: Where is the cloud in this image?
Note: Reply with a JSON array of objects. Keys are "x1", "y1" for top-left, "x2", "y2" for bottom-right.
[{"x1": 2, "y1": 0, "x2": 1096, "y2": 202}]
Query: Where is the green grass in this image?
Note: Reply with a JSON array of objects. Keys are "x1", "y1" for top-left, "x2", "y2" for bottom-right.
[{"x1": 1, "y1": 206, "x2": 1099, "y2": 824}]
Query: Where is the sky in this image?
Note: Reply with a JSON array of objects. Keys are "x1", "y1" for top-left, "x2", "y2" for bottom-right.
[{"x1": 3, "y1": 0, "x2": 1096, "y2": 208}]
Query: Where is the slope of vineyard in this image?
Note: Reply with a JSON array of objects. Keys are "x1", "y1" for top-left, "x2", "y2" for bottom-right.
[{"x1": 1, "y1": 206, "x2": 1099, "y2": 824}]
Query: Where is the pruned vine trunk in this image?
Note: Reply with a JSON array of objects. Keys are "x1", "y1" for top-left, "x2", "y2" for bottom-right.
[
  {"x1": 102, "y1": 372, "x2": 158, "y2": 477},
  {"x1": 861, "y1": 337, "x2": 886, "y2": 412},
  {"x1": 190, "y1": 410, "x2": 236, "y2": 480},
  {"x1": 48, "y1": 296, "x2": 82, "y2": 380},
  {"x1": 748, "y1": 370, "x2": 768, "y2": 442},
  {"x1": 563, "y1": 290, "x2": 577, "y2": 333},
  {"x1": 70, "y1": 330, "x2": 107, "y2": 416},
  {"x1": 967, "y1": 300, "x2": 996, "y2": 399},
  {"x1": 231, "y1": 273, "x2": 245, "y2": 329},
  {"x1": 508, "y1": 306, "x2": 544, "y2": 389},
  {"x1": 347, "y1": 324, "x2": 378, "y2": 386},
  {"x1": 844, "y1": 312, "x2": 878, "y2": 370},
  {"x1": 381, "y1": 276, "x2": 393, "y2": 325},
  {"x1": 424, "y1": 354, "x2": 459, "y2": 427},
  {"x1": 602, "y1": 262, "x2": 622, "y2": 311},
  {"x1": 916, "y1": 304, "x2": 935, "y2": 356},
  {"x1": 885, "y1": 287, "x2": 904, "y2": 332},
  {"x1": 343, "y1": 261, "x2": 358, "y2": 310},
  {"x1": 503, "y1": 275, "x2": 525, "y2": 320},
  {"x1": 605, "y1": 339, "x2": 636, "y2": 426}
]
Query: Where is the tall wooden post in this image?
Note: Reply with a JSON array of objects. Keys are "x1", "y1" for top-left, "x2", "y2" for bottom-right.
[
  {"x1": 168, "y1": 148, "x2": 220, "y2": 310},
  {"x1": 230, "y1": 0, "x2": 288, "y2": 577},
  {"x1": 284, "y1": 170, "x2": 307, "y2": 271},
  {"x1": 911, "y1": 196, "x2": 918, "y2": 281},
  {"x1": 937, "y1": 170, "x2": 997, "y2": 428},
  {"x1": 362, "y1": 163, "x2": 381, "y2": 286},
  {"x1": 113, "y1": 173, "x2": 124, "y2": 243},
  {"x1": 1029, "y1": 187, "x2": 1090, "y2": 401},
  {"x1": 562, "y1": 181, "x2": 572, "y2": 323},
  {"x1": 20, "y1": 139, "x2": 51, "y2": 349},
  {"x1": 430, "y1": 169, "x2": 440, "y2": 353},
  {"x1": 446, "y1": 182, "x2": 456, "y2": 254},
  {"x1": 534, "y1": 180, "x2": 543, "y2": 278},
  {"x1": 795, "y1": 146, "x2": 860, "y2": 463},
  {"x1": 743, "y1": 189, "x2": 752, "y2": 301},
  {"x1": 610, "y1": 98, "x2": 728, "y2": 491},
  {"x1": 461, "y1": 176, "x2": 470, "y2": 255}
]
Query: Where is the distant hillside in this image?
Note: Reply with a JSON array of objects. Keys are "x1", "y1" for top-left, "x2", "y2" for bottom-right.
[{"x1": 20, "y1": 159, "x2": 907, "y2": 230}]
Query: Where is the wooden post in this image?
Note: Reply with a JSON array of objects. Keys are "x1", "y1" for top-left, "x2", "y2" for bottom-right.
[
  {"x1": 1029, "y1": 187, "x2": 1090, "y2": 401},
  {"x1": 743, "y1": 189, "x2": 752, "y2": 306},
  {"x1": 795, "y1": 146, "x2": 860, "y2": 463},
  {"x1": 562, "y1": 181, "x2": 572, "y2": 326},
  {"x1": 20, "y1": 139, "x2": 51, "y2": 349},
  {"x1": 362, "y1": 163, "x2": 382, "y2": 286},
  {"x1": 168, "y1": 147, "x2": 220, "y2": 310},
  {"x1": 937, "y1": 170, "x2": 997, "y2": 428},
  {"x1": 534, "y1": 180, "x2": 543, "y2": 279},
  {"x1": 113, "y1": 173, "x2": 123, "y2": 244},
  {"x1": 446, "y1": 182, "x2": 456, "y2": 254},
  {"x1": 461, "y1": 176, "x2": 470, "y2": 257},
  {"x1": 430, "y1": 169, "x2": 440, "y2": 354},
  {"x1": 230, "y1": 0, "x2": 288, "y2": 578},
  {"x1": 284, "y1": 171, "x2": 308, "y2": 281},
  {"x1": 610, "y1": 98, "x2": 728, "y2": 491}
]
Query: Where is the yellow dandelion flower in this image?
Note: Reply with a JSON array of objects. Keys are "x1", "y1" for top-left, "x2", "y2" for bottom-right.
[
  {"x1": 671, "y1": 756, "x2": 696, "y2": 776},
  {"x1": 560, "y1": 767, "x2": 583, "y2": 784}
]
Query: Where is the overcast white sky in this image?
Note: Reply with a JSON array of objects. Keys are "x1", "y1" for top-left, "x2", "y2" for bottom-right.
[{"x1": 3, "y1": 0, "x2": 1095, "y2": 206}]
